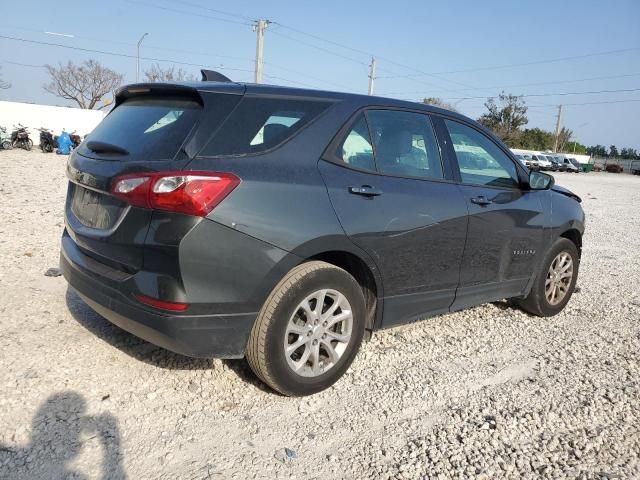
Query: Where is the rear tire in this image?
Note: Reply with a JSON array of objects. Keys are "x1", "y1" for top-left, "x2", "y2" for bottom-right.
[
  {"x1": 246, "y1": 261, "x2": 365, "y2": 396},
  {"x1": 516, "y1": 238, "x2": 579, "y2": 317},
  {"x1": 1, "y1": 141, "x2": 10, "y2": 150}
]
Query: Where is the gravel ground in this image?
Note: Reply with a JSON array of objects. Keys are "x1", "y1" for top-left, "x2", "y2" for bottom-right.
[{"x1": 0, "y1": 149, "x2": 638, "y2": 479}]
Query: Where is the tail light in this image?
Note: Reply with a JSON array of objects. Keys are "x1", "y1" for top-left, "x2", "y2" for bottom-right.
[
  {"x1": 135, "y1": 294, "x2": 189, "y2": 311},
  {"x1": 111, "y1": 171, "x2": 239, "y2": 217}
]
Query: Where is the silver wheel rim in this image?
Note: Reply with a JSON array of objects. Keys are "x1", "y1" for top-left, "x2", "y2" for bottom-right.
[
  {"x1": 545, "y1": 251, "x2": 574, "y2": 305},
  {"x1": 284, "y1": 289, "x2": 353, "y2": 378}
]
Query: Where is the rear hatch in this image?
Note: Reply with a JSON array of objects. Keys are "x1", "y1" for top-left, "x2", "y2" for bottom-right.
[{"x1": 64, "y1": 83, "x2": 243, "y2": 271}]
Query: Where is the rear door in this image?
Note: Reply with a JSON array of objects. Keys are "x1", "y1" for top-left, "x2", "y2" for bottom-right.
[
  {"x1": 439, "y1": 118, "x2": 546, "y2": 309},
  {"x1": 65, "y1": 86, "x2": 242, "y2": 271},
  {"x1": 319, "y1": 108, "x2": 468, "y2": 327}
]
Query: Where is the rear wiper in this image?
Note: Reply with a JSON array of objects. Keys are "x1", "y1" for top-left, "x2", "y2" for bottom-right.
[{"x1": 85, "y1": 140, "x2": 129, "y2": 156}]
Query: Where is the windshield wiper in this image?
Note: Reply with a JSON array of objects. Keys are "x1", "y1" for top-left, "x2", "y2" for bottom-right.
[{"x1": 85, "y1": 140, "x2": 130, "y2": 156}]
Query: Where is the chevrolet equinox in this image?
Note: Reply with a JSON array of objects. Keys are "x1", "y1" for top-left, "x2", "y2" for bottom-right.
[{"x1": 61, "y1": 77, "x2": 585, "y2": 396}]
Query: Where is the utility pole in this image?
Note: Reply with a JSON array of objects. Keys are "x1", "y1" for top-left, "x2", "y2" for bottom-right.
[
  {"x1": 136, "y1": 33, "x2": 148, "y2": 83},
  {"x1": 367, "y1": 57, "x2": 377, "y2": 95},
  {"x1": 253, "y1": 20, "x2": 270, "y2": 83},
  {"x1": 553, "y1": 104, "x2": 563, "y2": 153}
]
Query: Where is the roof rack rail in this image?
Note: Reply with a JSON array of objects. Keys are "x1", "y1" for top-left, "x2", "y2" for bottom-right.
[{"x1": 200, "y1": 69, "x2": 232, "y2": 82}]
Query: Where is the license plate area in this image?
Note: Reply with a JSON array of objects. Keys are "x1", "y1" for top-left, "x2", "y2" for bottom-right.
[{"x1": 70, "y1": 184, "x2": 125, "y2": 230}]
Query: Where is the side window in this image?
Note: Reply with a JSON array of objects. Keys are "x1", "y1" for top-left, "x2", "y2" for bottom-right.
[
  {"x1": 337, "y1": 114, "x2": 376, "y2": 171},
  {"x1": 367, "y1": 110, "x2": 443, "y2": 180},
  {"x1": 201, "y1": 97, "x2": 331, "y2": 156},
  {"x1": 444, "y1": 119, "x2": 519, "y2": 188}
]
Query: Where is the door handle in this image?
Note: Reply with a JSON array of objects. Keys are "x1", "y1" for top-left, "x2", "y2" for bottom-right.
[
  {"x1": 349, "y1": 185, "x2": 383, "y2": 197},
  {"x1": 470, "y1": 195, "x2": 492, "y2": 206}
]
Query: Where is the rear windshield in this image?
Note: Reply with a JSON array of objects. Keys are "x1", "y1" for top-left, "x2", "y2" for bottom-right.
[
  {"x1": 80, "y1": 97, "x2": 202, "y2": 161},
  {"x1": 200, "y1": 96, "x2": 332, "y2": 156}
]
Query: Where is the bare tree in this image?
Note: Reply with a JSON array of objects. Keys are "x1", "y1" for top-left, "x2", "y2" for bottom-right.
[
  {"x1": 44, "y1": 60, "x2": 123, "y2": 109},
  {"x1": 144, "y1": 63, "x2": 196, "y2": 82},
  {"x1": 477, "y1": 91, "x2": 528, "y2": 146},
  {"x1": 0, "y1": 67, "x2": 10, "y2": 89},
  {"x1": 422, "y1": 97, "x2": 457, "y2": 112}
]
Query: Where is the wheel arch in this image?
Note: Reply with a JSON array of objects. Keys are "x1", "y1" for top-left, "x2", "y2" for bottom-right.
[
  {"x1": 560, "y1": 228, "x2": 582, "y2": 258},
  {"x1": 295, "y1": 247, "x2": 383, "y2": 333}
]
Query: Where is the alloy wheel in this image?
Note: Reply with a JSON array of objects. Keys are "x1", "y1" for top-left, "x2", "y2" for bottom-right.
[
  {"x1": 284, "y1": 289, "x2": 353, "y2": 377},
  {"x1": 545, "y1": 251, "x2": 574, "y2": 305}
]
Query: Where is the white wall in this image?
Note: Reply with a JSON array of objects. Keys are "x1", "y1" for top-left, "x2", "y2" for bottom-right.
[{"x1": 0, "y1": 101, "x2": 106, "y2": 145}]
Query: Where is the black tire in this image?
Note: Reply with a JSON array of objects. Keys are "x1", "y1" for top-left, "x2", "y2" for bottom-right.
[
  {"x1": 25, "y1": 139, "x2": 33, "y2": 151},
  {"x1": 246, "y1": 261, "x2": 366, "y2": 396},
  {"x1": 1, "y1": 141, "x2": 10, "y2": 150},
  {"x1": 516, "y1": 238, "x2": 579, "y2": 317}
]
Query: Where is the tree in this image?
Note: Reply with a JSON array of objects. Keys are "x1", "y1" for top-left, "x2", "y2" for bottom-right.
[
  {"x1": 609, "y1": 145, "x2": 619, "y2": 158},
  {"x1": 620, "y1": 148, "x2": 638, "y2": 159},
  {"x1": 422, "y1": 97, "x2": 457, "y2": 112},
  {"x1": 556, "y1": 127, "x2": 573, "y2": 152},
  {"x1": 44, "y1": 60, "x2": 123, "y2": 109},
  {"x1": 0, "y1": 66, "x2": 10, "y2": 89},
  {"x1": 144, "y1": 63, "x2": 196, "y2": 82},
  {"x1": 567, "y1": 141, "x2": 587, "y2": 154},
  {"x1": 586, "y1": 145, "x2": 607, "y2": 158},
  {"x1": 477, "y1": 91, "x2": 528, "y2": 146},
  {"x1": 515, "y1": 128, "x2": 553, "y2": 150}
]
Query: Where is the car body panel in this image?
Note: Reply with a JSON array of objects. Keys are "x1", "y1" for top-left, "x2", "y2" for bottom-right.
[{"x1": 318, "y1": 159, "x2": 469, "y2": 326}]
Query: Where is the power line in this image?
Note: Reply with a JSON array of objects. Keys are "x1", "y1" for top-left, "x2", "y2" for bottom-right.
[
  {"x1": 439, "y1": 88, "x2": 640, "y2": 101},
  {"x1": 124, "y1": 0, "x2": 252, "y2": 26},
  {"x1": 527, "y1": 98, "x2": 640, "y2": 108},
  {"x1": 378, "y1": 72, "x2": 640, "y2": 96},
  {"x1": 0, "y1": 34, "x2": 254, "y2": 74},
  {"x1": 1, "y1": 59, "x2": 44, "y2": 68},
  {"x1": 0, "y1": 24, "x2": 254, "y2": 63},
  {"x1": 162, "y1": 0, "x2": 254, "y2": 22},
  {"x1": 271, "y1": 21, "x2": 473, "y2": 91},
  {"x1": 0, "y1": 29, "x2": 358, "y2": 92},
  {"x1": 378, "y1": 47, "x2": 640, "y2": 79},
  {"x1": 269, "y1": 29, "x2": 369, "y2": 67}
]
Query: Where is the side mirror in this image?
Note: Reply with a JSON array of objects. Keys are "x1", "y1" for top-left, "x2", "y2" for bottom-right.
[{"x1": 529, "y1": 170, "x2": 554, "y2": 190}]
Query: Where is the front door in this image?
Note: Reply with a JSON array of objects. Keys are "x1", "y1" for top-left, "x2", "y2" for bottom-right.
[
  {"x1": 440, "y1": 118, "x2": 546, "y2": 310},
  {"x1": 319, "y1": 109, "x2": 468, "y2": 326}
]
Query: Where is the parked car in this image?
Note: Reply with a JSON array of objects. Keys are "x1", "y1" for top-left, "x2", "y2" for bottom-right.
[
  {"x1": 551, "y1": 156, "x2": 567, "y2": 172},
  {"x1": 514, "y1": 154, "x2": 528, "y2": 168},
  {"x1": 544, "y1": 155, "x2": 559, "y2": 171},
  {"x1": 559, "y1": 156, "x2": 579, "y2": 172},
  {"x1": 531, "y1": 154, "x2": 553, "y2": 171},
  {"x1": 517, "y1": 154, "x2": 539, "y2": 171},
  {"x1": 60, "y1": 79, "x2": 585, "y2": 396}
]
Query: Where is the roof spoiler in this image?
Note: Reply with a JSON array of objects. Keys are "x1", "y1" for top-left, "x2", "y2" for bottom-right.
[{"x1": 200, "y1": 69, "x2": 232, "y2": 82}]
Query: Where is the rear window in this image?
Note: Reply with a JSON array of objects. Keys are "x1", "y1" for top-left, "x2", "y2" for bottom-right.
[
  {"x1": 201, "y1": 96, "x2": 331, "y2": 156},
  {"x1": 80, "y1": 97, "x2": 203, "y2": 161}
]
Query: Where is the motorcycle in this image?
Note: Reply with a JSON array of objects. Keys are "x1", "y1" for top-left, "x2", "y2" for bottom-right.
[
  {"x1": 69, "y1": 130, "x2": 82, "y2": 149},
  {"x1": 11, "y1": 124, "x2": 33, "y2": 151},
  {"x1": 0, "y1": 126, "x2": 11, "y2": 150},
  {"x1": 38, "y1": 128, "x2": 55, "y2": 153}
]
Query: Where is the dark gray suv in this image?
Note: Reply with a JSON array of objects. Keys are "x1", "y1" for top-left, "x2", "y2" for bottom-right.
[{"x1": 61, "y1": 80, "x2": 585, "y2": 396}]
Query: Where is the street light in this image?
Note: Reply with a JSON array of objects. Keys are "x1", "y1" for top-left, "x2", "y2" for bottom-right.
[{"x1": 136, "y1": 33, "x2": 148, "y2": 83}]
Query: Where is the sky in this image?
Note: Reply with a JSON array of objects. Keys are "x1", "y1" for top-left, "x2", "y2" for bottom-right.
[{"x1": 1, "y1": 0, "x2": 639, "y2": 149}]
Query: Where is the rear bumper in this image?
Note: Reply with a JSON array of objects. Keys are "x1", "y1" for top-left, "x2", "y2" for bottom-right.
[{"x1": 61, "y1": 235, "x2": 256, "y2": 358}]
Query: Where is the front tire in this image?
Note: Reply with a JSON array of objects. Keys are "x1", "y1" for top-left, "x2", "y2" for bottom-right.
[
  {"x1": 246, "y1": 261, "x2": 366, "y2": 396},
  {"x1": 516, "y1": 238, "x2": 579, "y2": 317}
]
